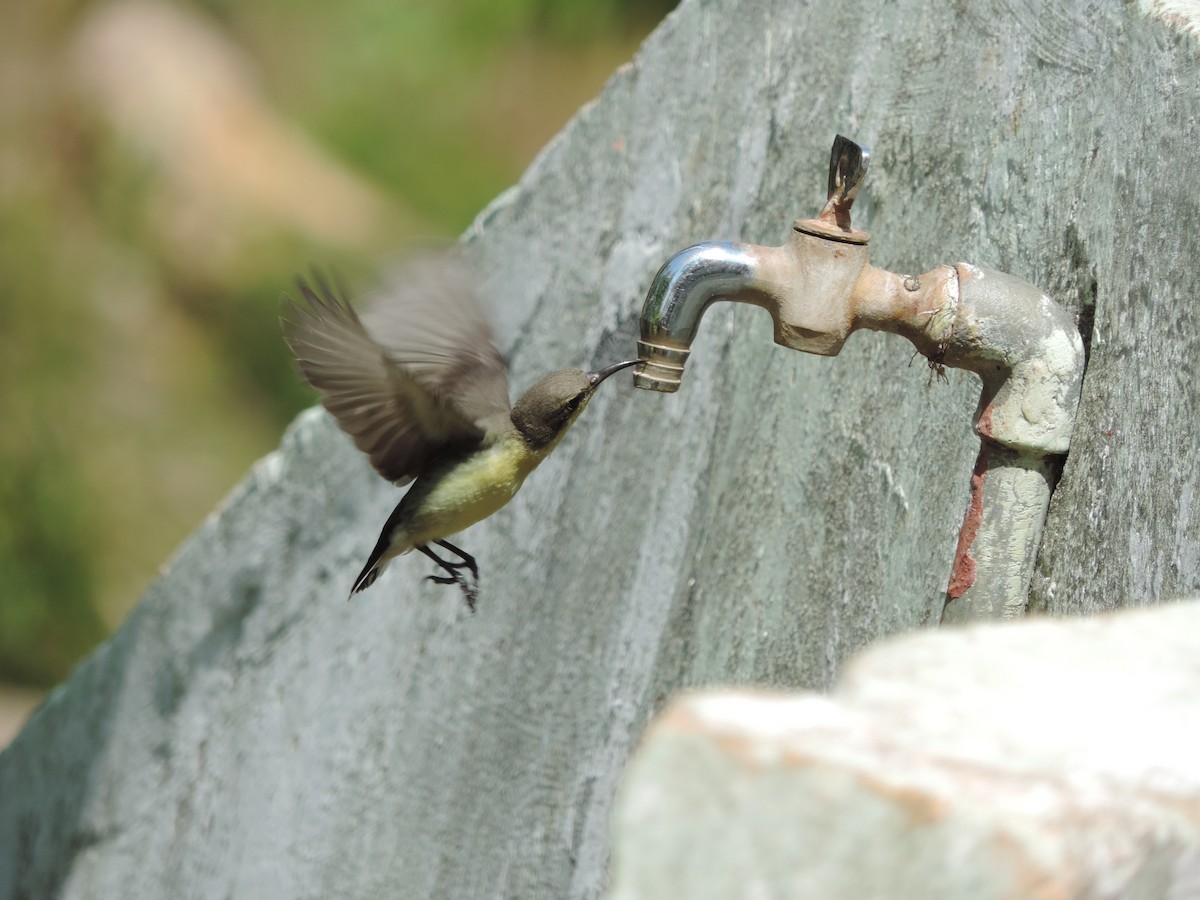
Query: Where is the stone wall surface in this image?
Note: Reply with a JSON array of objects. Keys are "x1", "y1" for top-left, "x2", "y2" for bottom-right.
[{"x1": 2, "y1": 1, "x2": 1198, "y2": 898}]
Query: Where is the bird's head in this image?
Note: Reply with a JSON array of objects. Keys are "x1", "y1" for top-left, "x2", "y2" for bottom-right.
[{"x1": 511, "y1": 359, "x2": 640, "y2": 449}]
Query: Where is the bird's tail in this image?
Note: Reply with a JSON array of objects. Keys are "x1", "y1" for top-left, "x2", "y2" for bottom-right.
[
  {"x1": 348, "y1": 529, "x2": 409, "y2": 599},
  {"x1": 349, "y1": 562, "x2": 383, "y2": 597}
]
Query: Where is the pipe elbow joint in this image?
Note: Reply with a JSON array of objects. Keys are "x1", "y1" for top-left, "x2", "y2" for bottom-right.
[{"x1": 944, "y1": 264, "x2": 1085, "y2": 455}]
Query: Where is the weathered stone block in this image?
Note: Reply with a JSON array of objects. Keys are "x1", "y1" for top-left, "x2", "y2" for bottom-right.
[{"x1": 612, "y1": 601, "x2": 1200, "y2": 900}]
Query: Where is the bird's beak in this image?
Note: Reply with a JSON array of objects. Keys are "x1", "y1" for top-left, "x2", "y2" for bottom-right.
[{"x1": 587, "y1": 359, "x2": 641, "y2": 388}]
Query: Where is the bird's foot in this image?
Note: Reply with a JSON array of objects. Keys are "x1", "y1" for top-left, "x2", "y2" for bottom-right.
[
  {"x1": 423, "y1": 572, "x2": 478, "y2": 612},
  {"x1": 418, "y1": 543, "x2": 480, "y2": 613}
]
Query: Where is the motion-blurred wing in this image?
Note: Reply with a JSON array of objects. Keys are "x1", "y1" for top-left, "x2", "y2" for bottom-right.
[
  {"x1": 283, "y1": 273, "x2": 489, "y2": 485},
  {"x1": 358, "y1": 253, "x2": 511, "y2": 432}
]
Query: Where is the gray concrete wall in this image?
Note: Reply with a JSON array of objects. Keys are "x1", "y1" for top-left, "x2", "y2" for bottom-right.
[{"x1": 3, "y1": 2, "x2": 1198, "y2": 898}]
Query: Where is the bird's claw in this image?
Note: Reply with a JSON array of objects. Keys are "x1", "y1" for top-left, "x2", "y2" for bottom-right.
[{"x1": 423, "y1": 571, "x2": 479, "y2": 614}]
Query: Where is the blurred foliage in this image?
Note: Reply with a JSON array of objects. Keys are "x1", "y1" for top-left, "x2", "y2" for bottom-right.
[
  {"x1": 0, "y1": 204, "x2": 107, "y2": 684},
  {"x1": 227, "y1": 0, "x2": 671, "y2": 227},
  {"x1": 0, "y1": 0, "x2": 674, "y2": 687}
]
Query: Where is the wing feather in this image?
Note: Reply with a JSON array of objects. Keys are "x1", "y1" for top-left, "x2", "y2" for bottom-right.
[
  {"x1": 358, "y1": 254, "x2": 511, "y2": 429},
  {"x1": 282, "y1": 268, "x2": 501, "y2": 485}
]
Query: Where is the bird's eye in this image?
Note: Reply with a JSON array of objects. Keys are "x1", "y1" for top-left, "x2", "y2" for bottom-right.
[{"x1": 565, "y1": 394, "x2": 583, "y2": 413}]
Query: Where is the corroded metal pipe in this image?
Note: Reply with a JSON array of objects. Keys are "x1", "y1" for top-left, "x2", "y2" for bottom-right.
[{"x1": 633, "y1": 136, "x2": 1085, "y2": 621}]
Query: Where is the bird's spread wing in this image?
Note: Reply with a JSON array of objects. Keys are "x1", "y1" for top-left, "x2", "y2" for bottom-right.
[
  {"x1": 359, "y1": 254, "x2": 511, "y2": 430},
  {"x1": 283, "y1": 265, "x2": 508, "y2": 485}
]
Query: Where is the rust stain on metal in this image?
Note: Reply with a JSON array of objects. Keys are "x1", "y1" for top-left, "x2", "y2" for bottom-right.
[{"x1": 946, "y1": 451, "x2": 989, "y2": 600}]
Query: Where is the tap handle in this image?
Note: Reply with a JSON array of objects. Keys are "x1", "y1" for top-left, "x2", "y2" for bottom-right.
[
  {"x1": 814, "y1": 135, "x2": 870, "y2": 233},
  {"x1": 827, "y1": 135, "x2": 870, "y2": 206}
]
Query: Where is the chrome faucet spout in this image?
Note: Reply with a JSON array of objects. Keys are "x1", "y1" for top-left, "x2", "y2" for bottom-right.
[{"x1": 634, "y1": 242, "x2": 767, "y2": 393}]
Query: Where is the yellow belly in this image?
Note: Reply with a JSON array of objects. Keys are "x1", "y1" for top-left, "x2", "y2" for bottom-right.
[{"x1": 402, "y1": 438, "x2": 542, "y2": 546}]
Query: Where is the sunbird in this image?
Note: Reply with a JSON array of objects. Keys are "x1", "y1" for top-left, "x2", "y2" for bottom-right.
[{"x1": 283, "y1": 256, "x2": 638, "y2": 610}]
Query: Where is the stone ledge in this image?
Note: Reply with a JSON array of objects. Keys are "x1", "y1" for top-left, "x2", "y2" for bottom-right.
[{"x1": 611, "y1": 601, "x2": 1200, "y2": 900}]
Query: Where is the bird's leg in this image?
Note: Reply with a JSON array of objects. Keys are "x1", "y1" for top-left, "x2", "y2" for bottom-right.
[
  {"x1": 417, "y1": 544, "x2": 479, "y2": 612},
  {"x1": 433, "y1": 539, "x2": 479, "y2": 582}
]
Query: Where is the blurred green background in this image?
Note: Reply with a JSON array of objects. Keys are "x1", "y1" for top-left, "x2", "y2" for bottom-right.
[{"x1": 0, "y1": 0, "x2": 673, "y2": 693}]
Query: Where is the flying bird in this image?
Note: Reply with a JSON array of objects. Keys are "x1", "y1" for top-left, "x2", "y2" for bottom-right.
[{"x1": 282, "y1": 256, "x2": 638, "y2": 610}]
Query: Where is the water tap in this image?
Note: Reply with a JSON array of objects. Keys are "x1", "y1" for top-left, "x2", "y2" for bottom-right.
[{"x1": 633, "y1": 135, "x2": 1086, "y2": 620}]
